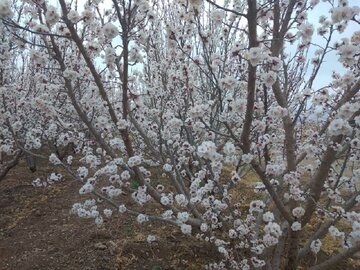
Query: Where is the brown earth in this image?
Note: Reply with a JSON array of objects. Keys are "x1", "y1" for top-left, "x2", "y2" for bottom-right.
[
  {"x1": 0, "y1": 159, "x2": 359, "y2": 270},
  {"x1": 0, "y1": 160, "x2": 218, "y2": 270}
]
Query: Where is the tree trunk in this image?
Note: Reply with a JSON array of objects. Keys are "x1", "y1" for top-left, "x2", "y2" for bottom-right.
[
  {"x1": 285, "y1": 230, "x2": 299, "y2": 270},
  {"x1": 0, "y1": 151, "x2": 22, "y2": 181}
]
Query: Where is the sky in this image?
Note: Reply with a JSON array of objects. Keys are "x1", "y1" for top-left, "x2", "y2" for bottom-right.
[
  {"x1": 305, "y1": 0, "x2": 359, "y2": 89},
  {"x1": 47, "y1": 0, "x2": 359, "y2": 90}
]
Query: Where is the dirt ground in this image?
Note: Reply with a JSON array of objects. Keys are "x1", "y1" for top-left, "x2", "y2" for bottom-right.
[
  {"x1": 0, "y1": 160, "x2": 218, "y2": 270},
  {"x1": 0, "y1": 159, "x2": 359, "y2": 270}
]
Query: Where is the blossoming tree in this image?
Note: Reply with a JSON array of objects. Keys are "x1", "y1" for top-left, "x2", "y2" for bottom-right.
[
  {"x1": 1, "y1": 0, "x2": 360, "y2": 269},
  {"x1": 0, "y1": 1, "x2": 43, "y2": 179}
]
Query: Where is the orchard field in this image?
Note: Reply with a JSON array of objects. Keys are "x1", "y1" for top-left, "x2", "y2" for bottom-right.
[{"x1": 1, "y1": 0, "x2": 360, "y2": 269}]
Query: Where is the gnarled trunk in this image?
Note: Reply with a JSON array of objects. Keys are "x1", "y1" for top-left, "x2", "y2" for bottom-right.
[{"x1": 0, "y1": 151, "x2": 22, "y2": 181}]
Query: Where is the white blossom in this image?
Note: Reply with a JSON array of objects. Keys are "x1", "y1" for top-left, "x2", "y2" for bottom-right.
[
  {"x1": 310, "y1": 239, "x2": 322, "y2": 254},
  {"x1": 102, "y1": 23, "x2": 118, "y2": 39},
  {"x1": 147, "y1": 235, "x2": 156, "y2": 243},
  {"x1": 79, "y1": 183, "x2": 94, "y2": 195},
  {"x1": 49, "y1": 153, "x2": 61, "y2": 165},
  {"x1": 95, "y1": 216, "x2": 103, "y2": 226},
  {"x1": 292, "y1": 207, "x2": 305, "y2": 218},
  {"x1": 248, "y1": 47, "x2": 265, "y2": 66},
  {"x1": 103, "y1": 209, "x2": 113, "y2": 218},
  {"x1": 328, "y1": 118, "x2": 352, "y2": 136},
  {"x1": 136, "y1": 214, "x2": 149, "y2": 224},
  {"x1": 242, "y1": 153, "x2": 253, "y2": 164},
  {"x1": 68, "y1": 10, "x2": 81, "y2": 23},
  {"x1": 177, "y1": 212, "x2": 190, "y2": 223},
  {"x1": 118, "y1": 204, "x2": 127, "y2": 213},
  {"x1": 128, "y1": 155, "x2": 142, "y2": 167},
  {"x1": 45, "y1": 5, "x2": 60, "y2": 26},
  {"x1": 261, "y1": 71, "x2": 277, "y2": 87},
  {"x1": 180, "y1": 224, "x2": 192, "y2": 235},
  {"x1": 291, "y1": 222, "x2": 302, "y2": 231},
  {"x1": 263, "y1": 211, "x2": 275, "y2": 223},
  {"x1": 211, "y1": 9, "x2": 225, "y2": 22}
]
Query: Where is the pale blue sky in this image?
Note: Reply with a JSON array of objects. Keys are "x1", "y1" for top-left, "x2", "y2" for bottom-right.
[
  {"x1": 304, "y1": 0, "x2": 359, "y2": 89},
  {"x1": 46, "y1": 0, "x2": 359, "y2": 90}
]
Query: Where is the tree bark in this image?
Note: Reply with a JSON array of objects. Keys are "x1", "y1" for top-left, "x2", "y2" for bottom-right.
[{"x1": 0, "y1": 151, "x2": 22, "y2": 181}]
